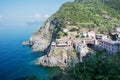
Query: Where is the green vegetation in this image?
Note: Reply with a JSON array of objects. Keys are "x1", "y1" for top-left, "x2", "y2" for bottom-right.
[
  {"x1": 35, "y1": 0, "x2": 120, "y2": 36},
  {"x1": 63, "y1": 32, "x2": 68, "y2": 37},
  {"x1": 69, "y1": 27, "x2": 78, "y2": 32},
  {"x1": 56, "y1": 41, "x2": 60, "y2": 44},
  {"x1": 50, "y1": 0, "x2": 120, "y2": 33},
  {"x1": 76, "y1": 34, "x2": 80, "y2": 38},
  {"x1": 56, "y1": 30, "x2": 68, "y2": 39},
  {"x1": 67, "y1": 51, "x2": 120, "y2": 80},
  {"x1": 56, "y1": 31, "x2": 63, "y2": 39}
]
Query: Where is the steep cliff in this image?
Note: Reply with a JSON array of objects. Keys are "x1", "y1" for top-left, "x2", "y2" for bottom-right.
[{"x1": 30, "y1": 20, "x2": 52, "y2": 52}]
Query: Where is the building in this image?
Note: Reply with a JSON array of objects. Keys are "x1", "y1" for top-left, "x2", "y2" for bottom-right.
[
  {"x1": 117, "y1": 34, "x2": 120, "y2": 41},
  {"x1": 87, "y1": 31, "x2": 95, "y2": 39},
  {"x1": 56, "y1": 43, "x2": 68, "y2": 47},
  {"x1": 63, "y1": 28, "x2": 68, "y2": 32},
  {"x1": 51, "y1": 41, "x2": 72, "y2": 47},
  {"x1": 116, "y1": 27, "x2": 120, "y2": 33},
  {"x1": 81, "y1": 31, "x2": 95, "y2": 39},
  {"x1": 96, "y1": 34, "x2": 108, "y2": 40},
  {"x1": 99, "y1": 40, "x2": 120, "y2": 54}
]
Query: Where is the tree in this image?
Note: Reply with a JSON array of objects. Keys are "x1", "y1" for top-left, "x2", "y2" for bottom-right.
[{"x1": 67, "y1": 50, "x2": 120, "y2": 80}]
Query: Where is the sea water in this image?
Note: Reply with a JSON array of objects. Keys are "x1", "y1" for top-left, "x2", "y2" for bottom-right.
[{"x1": 0, "y1": 25, "x2": 57, "y2": 80}]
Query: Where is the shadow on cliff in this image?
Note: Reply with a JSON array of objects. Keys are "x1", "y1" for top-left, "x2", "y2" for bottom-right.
[
  {"x1": 44, "y1": 18, "x2": 60, "y2": 56},
  {"x1": 44, "y1": 25, "x2": 57, "y2": 56}
]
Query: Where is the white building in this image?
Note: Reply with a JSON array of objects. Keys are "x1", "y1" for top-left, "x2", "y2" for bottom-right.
[
  {"x1": 81, "y1": 31, "x2": 95, "y2": 39},
  {"x1": 117, "y1": 34, "x2": 120, "y2": 41},
  {"x1": 116, "y1": 27, "x2": 120, "y2": 33},
  {"x1": 87, "y1": 31, "x2": 95, "y2": 39},
  {"x1": 63, "y1": 29, "x2": 68, "y2": 32}
]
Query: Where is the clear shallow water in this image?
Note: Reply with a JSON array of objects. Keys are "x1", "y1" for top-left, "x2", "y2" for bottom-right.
[{"x1": 0, "y1": 25, "x2": 56, "y2": 80}]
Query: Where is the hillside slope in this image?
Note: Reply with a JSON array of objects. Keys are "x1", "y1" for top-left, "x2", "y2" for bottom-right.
[
  {"x1": 34, "y1": 0, "x2": 120, "y2": 36},
  {"x1": 47, "y1": 0, "x2": 120, "y2": 34}
]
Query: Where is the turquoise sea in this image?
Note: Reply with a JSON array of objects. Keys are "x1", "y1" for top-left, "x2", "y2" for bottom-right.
[{"x1": 0, "y1": 24, "x2": 57, "y2": 80}]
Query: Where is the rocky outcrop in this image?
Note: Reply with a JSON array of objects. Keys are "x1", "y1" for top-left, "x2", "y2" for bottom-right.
[
  {"x1": 22, "y1": 41, "x2": 33, "y2": 46},
  {"x1": 35, "y1": 47, "x2": 79, "y2": 68},
  {"x1": 29, "y1": 20, "x2": 53, "y2": 52},
  {"x1": 30, "y1": 36, "x2": 50, "y2": 52}
]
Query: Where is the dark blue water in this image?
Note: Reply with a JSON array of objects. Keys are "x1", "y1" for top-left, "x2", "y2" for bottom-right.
[{"x1": 0, "y1": 25, "x2": 56, "y2": 80}]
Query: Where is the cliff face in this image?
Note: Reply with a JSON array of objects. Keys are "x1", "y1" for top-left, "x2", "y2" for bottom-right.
[
  {"x1": 35, "y1": 47, "x2": 79, "y2": 68},
  {"x1": 30, "y1": 20, "x2": 51, "y2": 52}
]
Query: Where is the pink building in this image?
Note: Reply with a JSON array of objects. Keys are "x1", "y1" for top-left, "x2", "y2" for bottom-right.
[{"x1": 99, "y1": 40, "x2": 120, "y2": 54}]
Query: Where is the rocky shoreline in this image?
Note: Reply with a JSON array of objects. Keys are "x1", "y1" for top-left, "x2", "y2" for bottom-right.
[
  {"x1": 34, "y1": 46, "x2": 79, "y2": 69},
  {"x1": 23, "y1": 38, "x2": 79, "y2": 69},
  {"x1": 23, "y1": 19, "x2": 89, "y2": 69}
]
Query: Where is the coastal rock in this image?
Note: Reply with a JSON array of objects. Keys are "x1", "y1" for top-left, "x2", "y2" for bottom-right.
[
  {"x1": 22, "y1": 41, "x2": 30, "y2": 46},
  {"x1": 35, "y1": 47, "x2": 79, "y2": 68},
  {"x1": 22, "y1": 39, "x2": 33, "y2": 46},
  {"x1": 30, "y1": 36, "x2": 50, "y2": 52},
  {"x1": 29, "y1": 20, "x2": 52, "y2": 52}
]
